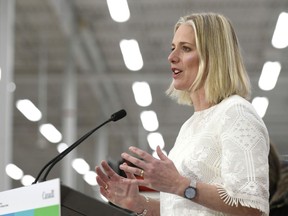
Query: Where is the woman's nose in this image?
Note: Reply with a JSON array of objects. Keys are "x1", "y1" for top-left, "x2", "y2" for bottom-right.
[{"x1": 168, "y1": 50, "x2": 179, "y2": 63}]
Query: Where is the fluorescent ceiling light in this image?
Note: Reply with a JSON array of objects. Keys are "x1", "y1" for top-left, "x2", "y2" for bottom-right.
[
  {"x1": 132, "y1": 82, "x2": 152, "y2": 107},
  {"x1": 57, "y1": 142, "x2": 68, "y2": 153},
  {"x1": 140, "y1": 110, "x2": 159, "y2": 132},
  {"x1": 252, "y1": 97, "x2": 269, "y2": 118},
  {"x1": 39, "y1": 123, "x2": 62, "y2": 143},
  {"x1": 72, "y1": 158, "x2": 90, "y2": 175},
  {"x1": 272, "y1": 12, "x2": 288, "y2": 49},
  {"x1": 21, "y1": 175, "x2": 35, "y2": 186},
  {"x1": 147, "y1": 132, "x2": 165, "y2": 150},
  {"x1": 6, "y1": 163, "x2": 23, "y2": 180},
  {"x1": 120, "y1": 39, "x2": 143, "y2": 71},
  {"x1": 16, "y1": 99, "x2": 42, "y2": 122},
  {"x1": 107, "y1": 0, "x2": 130, "y2": 22},
  {"x1": 83, "y1": 171, "x2": 97, "y2": 186},
  {"x1": 258, "y1": 61, "x2": 281, "y2": 91}
]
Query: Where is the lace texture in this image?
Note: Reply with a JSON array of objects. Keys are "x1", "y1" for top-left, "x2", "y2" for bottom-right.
[{"x1": 160, "y1": 95, "x2": 269, "y2": 216}]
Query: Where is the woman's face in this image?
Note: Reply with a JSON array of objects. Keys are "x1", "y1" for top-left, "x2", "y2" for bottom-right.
[{"x1": 168, "y1": 24, "x2": 200, "y2": 91}]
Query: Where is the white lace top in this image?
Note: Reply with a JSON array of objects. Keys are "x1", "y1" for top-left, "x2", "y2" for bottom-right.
[{"x1": 160, "y1": 95, "x2": 269, "y2": 216}]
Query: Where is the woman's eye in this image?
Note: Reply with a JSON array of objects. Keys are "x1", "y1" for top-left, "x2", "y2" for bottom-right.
[{"x1": 182, "y1": 46, "x2": 191, "y2": 52}]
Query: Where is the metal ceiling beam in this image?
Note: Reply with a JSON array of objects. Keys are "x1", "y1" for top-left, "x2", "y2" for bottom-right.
[
  {"x1": 15, "y1": 72, "x2": 288, "y2": 85},
  {"x1": 0, "y1": 0, "x2": 15, "y2": 191},
  {"x1": 80, "y1": 28, "x2": 123, "y2": 110},
  {"x1": 48, "y1": 0, "x2": 109, "y2": 113},
  {"x1": 48, "y1": 0, "x2": 125, "y2": 115},
  {"x1": 48, "y1": 0, "x2": 134, "y2": 149}
]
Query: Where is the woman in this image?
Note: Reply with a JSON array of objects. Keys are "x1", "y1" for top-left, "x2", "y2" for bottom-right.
[{"x1": 96, "y1": 12, "x2": 269, "y2": 216}]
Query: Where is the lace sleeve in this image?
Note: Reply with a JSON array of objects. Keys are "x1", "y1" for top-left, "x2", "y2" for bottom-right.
[{"x1": 217, "y1": 102, "x2": 269, "y2": 215}]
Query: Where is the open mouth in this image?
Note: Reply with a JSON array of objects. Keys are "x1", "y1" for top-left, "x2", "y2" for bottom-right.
[{"x1": 173, "y1": 69, "x2": 182, "y2": 75}]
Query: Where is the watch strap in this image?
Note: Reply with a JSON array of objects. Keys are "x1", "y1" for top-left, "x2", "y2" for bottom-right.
[{"x1": 190, "y1": 178, "x2": 197, "y2": 188}]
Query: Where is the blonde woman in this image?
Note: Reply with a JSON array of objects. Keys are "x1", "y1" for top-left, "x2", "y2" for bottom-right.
[{"x1": 96, "y1": 12, "x2": 269, "y2": 216}]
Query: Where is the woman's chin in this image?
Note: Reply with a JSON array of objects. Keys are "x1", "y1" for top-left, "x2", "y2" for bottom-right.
[{"x1": 173, "y1": 84, "x2": 185, "y2": 91}]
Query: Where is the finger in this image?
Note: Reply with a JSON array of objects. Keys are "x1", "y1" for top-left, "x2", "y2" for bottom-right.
[
  {"x1": 119, "y1": 163, "x2": 144, "y2": 177},
  {"x1": 121, "y1": 163, "x2": 137, "y2": 179},
  {"x1": 96, "y1": 175, "x2": 110, "y2": 198},
  {"x1": 156, "y1": 146, "x2": 168, "y2": 161},
  {"x1": 96, "y1": 175, "x2": 108, "y2": 189},
  {"x1": 122, "y1": 170, "x2": 148, "y2": 188},
  {"x1": 95, "y1": 165, "x2": 110, "y2": 182},
  {"x1": 99, "y1": 185, "x2": 109, "y2": 199},
  {"x1": 96, "y1": 176, "x2": 109, "y2": 193},
  {"x1": 121, "y1": 152, "x2": 146, "y2": 169},
  {"x1": 128, "y1": 146, "x2": 155, "y2": 162},
  {"x1": 125, "y1": 171, "x2": 136, "y2": 179},
  {"x1": 101, "y1": 160, "x2": 120, "y2": 178}
]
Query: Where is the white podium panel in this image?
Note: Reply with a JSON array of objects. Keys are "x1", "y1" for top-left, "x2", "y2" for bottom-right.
[{"x1": 0, "y1": 179, "x2": 61, "y2": 216}]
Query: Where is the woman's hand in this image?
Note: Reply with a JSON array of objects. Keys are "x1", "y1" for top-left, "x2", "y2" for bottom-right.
[
  {"x1": 95, "y1": 160, "x2": 142, "y2": 211},
  {"x1": 119, "y1": 146, "x2": 190, "y2": 196}
]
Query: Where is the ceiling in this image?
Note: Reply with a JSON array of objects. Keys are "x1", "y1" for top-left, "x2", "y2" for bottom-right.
[{"x1": 5, "y1": 0, "x2": 288, "y2": 197}]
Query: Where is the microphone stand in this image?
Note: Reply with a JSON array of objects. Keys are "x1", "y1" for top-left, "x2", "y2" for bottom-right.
[{"x1": 32, "y1": 109, "x2": 126, "y2": 184}]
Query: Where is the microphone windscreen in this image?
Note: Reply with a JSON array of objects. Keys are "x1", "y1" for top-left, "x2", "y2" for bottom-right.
[{"x1": 111, "y1": 109, "x2": 127, "y2": 121}]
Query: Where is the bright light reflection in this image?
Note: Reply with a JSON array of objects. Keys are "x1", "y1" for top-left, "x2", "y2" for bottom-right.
[
  {"x1": 0, "y1": 67, "x2": 2, "y2": 80},
  {"x1": 107, "y1": 0, "x2": 130, "y2": 22},
  {"x1": 57, "y1": 142, "x2": 68, "y2": 153},
  {"x1": 100, "y1": 194, "x2": 109, "y2": 202},
  {"x1": 39, "y1": 123, "x2": 62, "y2": 143},
  {"x1": 147, "y1": 132, "x2": 165, "y2": 150},
  {"x1": 120, "y1": 39, "x2": 143, "y2": 71},
  {"x1": 83, "y1": 171, "x2": 98, "y2": 186},
  {"x1": 6, "y1": 164, "x2": 24, "y2": 180},
  {"x1": 72, "y1": 158, "x2": 90, "y2": 175},
  {"x1": 252, "y1": 97, "x2": 269, "y2": 118},
  {"x1": 21, "y1": 175, "x2": 35, "y2": 186},
  {"x1": 132, "y1": 82, "x2": 152, "y2": 107},
  {"x1": 272, "y1": 12, "x2": 288, "y2": 49},
  {"x1": 140, "y1": 111, "x2": 159, "y2": 132},
  {"x1": 258, "y1": 61, "x2": 281, "y2": 91},
  {"x1": 16, "y1": 99, "x2": 42, "y2": 122}
]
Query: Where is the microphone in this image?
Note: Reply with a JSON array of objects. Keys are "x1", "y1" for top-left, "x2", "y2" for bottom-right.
[
  {"x1": 32, "y1": 109, "x2": 127, "y2": 184},
  {"x1": 111, "y1": 109, "x2": 126, "y2": 121}
]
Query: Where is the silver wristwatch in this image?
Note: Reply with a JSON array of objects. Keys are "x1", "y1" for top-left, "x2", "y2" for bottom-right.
[{"x1": 184, "y1": 179, "x2": 197, "y2": 200}]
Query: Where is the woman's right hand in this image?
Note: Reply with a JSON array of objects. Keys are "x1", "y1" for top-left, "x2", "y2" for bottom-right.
[{"x1": 95, "y1": 160, "x2": 141, "y2": 211}]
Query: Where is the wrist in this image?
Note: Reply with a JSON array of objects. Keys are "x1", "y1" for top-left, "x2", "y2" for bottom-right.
[
  {"x1": 183, "y1": 178, "x2": 197, "y2": 200},
  {"x1": 175, "y1": 176, "x2": 191, "y2": 196},
  {"x1": 135, "y1": 195, "x2": 149, "y2": 216}
]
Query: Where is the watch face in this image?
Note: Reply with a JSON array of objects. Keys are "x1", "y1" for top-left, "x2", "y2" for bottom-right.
[{"x1": 184, "y1": 186, "x2": 196, "y2": 199}]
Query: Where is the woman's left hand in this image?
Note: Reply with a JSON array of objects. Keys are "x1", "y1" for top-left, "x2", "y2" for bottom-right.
[{"x1": 119, "y1": 145, "x2": 189, "y2": 195}]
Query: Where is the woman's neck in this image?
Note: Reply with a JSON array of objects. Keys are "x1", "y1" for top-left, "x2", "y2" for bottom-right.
[{"x1": 190, "y1": 88, "x2": 211, "y2": 112}]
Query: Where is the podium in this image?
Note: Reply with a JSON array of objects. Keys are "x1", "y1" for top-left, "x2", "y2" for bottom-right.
[
  {"x1": 0, "y1": 179, "x2": 132, "y2": 216},
  {"x1": 61, "y1": 184, "x2": 132, "y2": 216}
]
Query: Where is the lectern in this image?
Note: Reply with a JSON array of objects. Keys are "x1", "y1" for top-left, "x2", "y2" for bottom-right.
[
  {"x1": 61, "y1": 184, "x2": 133, "y2": 216},
  {"x1": 0, "y1": 179, "x2": 132, "y2": 216}
]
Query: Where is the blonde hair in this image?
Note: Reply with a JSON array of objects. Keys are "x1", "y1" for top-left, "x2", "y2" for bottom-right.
[{"x1": 166, "y1": 13, "x2": 251, "y2": 106}]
